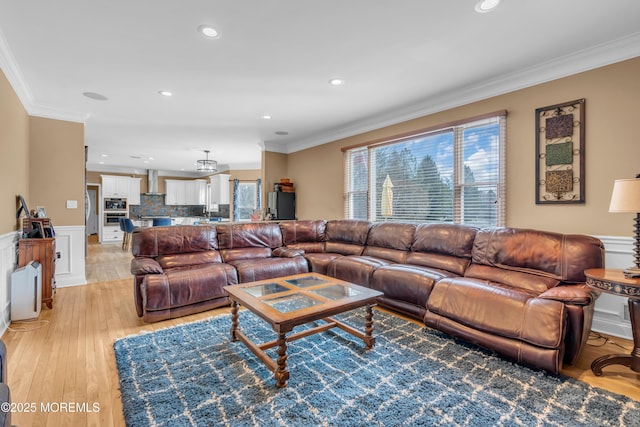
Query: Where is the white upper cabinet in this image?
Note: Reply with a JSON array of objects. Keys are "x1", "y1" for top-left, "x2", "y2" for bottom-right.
[
  {"x1": 165, "y1": 179, "x2": 207, "y2": 205},
  {"x1": 102, "y1": 175, "x2": 133, "y2": 198},
  {"x1": 209, "y1": 174, "x2": 230, "y2": 207},
  {"x1": 129, "y1": 177, "x2": 141, "y2": 205},
  {"x1": 189, "y1": 180, "x2": 207, "y2": 205},
  {"x1": 165, "y1": 180, "x2": 186, "y2": 205}
]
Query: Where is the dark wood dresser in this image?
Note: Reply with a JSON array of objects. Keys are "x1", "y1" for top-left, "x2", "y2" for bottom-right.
[{"x1": 18, "y1": 238, "x2": 56, "y2": 309}]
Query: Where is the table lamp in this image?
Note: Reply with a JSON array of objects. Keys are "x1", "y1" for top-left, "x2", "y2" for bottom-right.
[{"x1": 609, "y1": 175, "x2": 640, "y2": 278}]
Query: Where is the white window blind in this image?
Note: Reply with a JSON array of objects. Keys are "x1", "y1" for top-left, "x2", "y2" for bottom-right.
[{"x1": 344, "y1": 112, "x2": 506, "y2": 227}]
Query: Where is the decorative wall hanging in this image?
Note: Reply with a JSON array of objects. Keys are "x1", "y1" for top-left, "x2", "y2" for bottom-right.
[{"x1": 535, "y1": 98, "x2": 585, "y2": 204}]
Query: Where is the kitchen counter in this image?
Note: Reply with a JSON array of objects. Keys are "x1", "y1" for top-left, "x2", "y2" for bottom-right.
[{"x1": 133, "y1": 216, "x2": 229, "y2": 227}]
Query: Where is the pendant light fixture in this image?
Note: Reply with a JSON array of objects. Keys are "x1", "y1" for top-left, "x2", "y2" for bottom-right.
[{"x1": 196, "y1": 150, "x2": 217, "y2": 172}]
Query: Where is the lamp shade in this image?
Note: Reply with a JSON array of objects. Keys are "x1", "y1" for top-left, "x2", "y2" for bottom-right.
[{"x1": 609, "y1": 178, "x2": 640, "y2": 212}]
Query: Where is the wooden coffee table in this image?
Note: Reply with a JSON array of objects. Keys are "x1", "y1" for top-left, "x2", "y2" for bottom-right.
[{"x1": 223, "y1": 273, "x2": 383, "y2": 388}]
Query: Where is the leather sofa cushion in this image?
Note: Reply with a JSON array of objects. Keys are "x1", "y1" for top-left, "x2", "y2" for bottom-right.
[
  {"x1": 325, "y1": 241, "x2": 364, "y2": 256},
  {"x1": 142, "y1": 263, "x2": 238, "y2": 311},
  {"x1": 286, "y1": 242, "x2": 325, "y2": 253},
  {"x1": 411, "y1": 223, "x2": 478, "y2": 258},
  {"x1": 216, "y1": 222, "x2": 283, "y2": 249},
  {"x1": 280, "y1": 220, "x2": 327, "y2": 245},
  {"x1": 132, "y1": 225, "x2": 218, "y2": 257},
  {"x1": 427, "y1": 277, "x2": 566, "y2": 349},
  {"x1": 131, "y1": 257, "x2": 164, "y2": 275},
  {"x1": 327, "y1": 256, "x2": 391, "y2": 287},
  {"x1": 304, "y1": 253, "x2": 344, "y2": 274},
  {"x1": 361, "y1": 222, "x2": 415, "y2": 263},
  {"x1": 220, "y1": 247, "x2": 271, "y2": 262},
  {"x1": 229, "y1": 257, "x2": 309, "y2": 283},
  {"x1": 407, "y1": 223, "x2": 477, "y2": 275},
  {"x1": 371, "y1": 264, "x2": 455, "y2": 313},
  {"x1": 326, "y1": 219, "x2": 371, "y2": 245},
  {"x1": 157, "y1": 251, "x2": 222, "y2": 269},
  {"x1": 471, "y1": 227, "x2": 604, "y2": 283},
  {"x1": 464, "y1": 264, "x2": 559, "y2": 294},
  {"x1": 365, "y1": 222, "x2": 415, "y2": 250}
]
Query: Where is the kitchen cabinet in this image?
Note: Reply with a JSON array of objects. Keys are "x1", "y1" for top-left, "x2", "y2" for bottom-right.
[
  {"x1": 165, "y1": 179, "x2": 207, "y2": 205},
  {"x1": 187, "y1": 180, "x2": 207, "y2": 205},
  {"x1": 209, "y1": 174, "x2": 230, "y2": 209},
  {"x1": 18, "y1": 238, "x2": 56, "y2": 308},
  {"x1": 129, "y1": 177, "x2": 141, "y2": 205},
  {"x1": 165, "y1": 180, "x2": 186, "y2": 205},
  {"x1": 102, "y1": 225, "x2": 124, "y2": 243},
  {"x1": 101, "y1": 175, "x2": 131, "y2": 198}
]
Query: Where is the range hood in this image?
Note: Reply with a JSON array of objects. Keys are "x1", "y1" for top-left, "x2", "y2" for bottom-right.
[{"x1": 145, "y1": 169, "x2": 163, "y2": 195}]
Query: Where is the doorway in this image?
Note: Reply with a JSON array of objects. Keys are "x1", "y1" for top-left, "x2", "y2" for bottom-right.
[{"x1": 87, "y1": 185, "x2": 99, "y2": 243}]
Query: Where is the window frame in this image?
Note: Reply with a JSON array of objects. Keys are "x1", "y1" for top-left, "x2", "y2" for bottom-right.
[{"x1": 343, "y1": 111, "x2": 506, "y2": 226}]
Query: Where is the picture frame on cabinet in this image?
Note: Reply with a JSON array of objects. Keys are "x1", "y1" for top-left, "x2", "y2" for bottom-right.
[{"x1": 37, "y1": 206, "x2": 47, "y2": 218}]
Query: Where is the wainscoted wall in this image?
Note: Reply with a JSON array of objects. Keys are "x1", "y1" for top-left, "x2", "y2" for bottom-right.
[
  {"x1": 592, "y1": 236, "x2": 634, "y2": 340},
  {"x1": 0, "y1": 227, "x2": 86, "y2": 336},
  {"x1": 0, "y1": 231, "x2": 19, "y2": 336},
  {"x1": 53, "y1": 225, "x2": 86, "y2": 288}
]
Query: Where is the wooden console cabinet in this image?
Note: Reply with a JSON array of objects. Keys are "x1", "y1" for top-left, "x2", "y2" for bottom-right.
[{"x1": 18, "y1": 238, "x2": 56, "y2": 309}]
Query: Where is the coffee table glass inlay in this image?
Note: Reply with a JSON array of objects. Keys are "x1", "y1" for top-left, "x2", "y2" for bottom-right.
[{"x1": 223, "y1": 273, "x2": 383, "y2": 388}]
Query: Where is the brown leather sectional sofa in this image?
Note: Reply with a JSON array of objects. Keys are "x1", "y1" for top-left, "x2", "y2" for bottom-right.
[{"x1": 130, "y1": 219, "x2": 604, "y2": 373}]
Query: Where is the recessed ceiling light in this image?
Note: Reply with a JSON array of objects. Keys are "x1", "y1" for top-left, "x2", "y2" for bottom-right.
[
  {"x1": 198, "y1": 24, "x2": 220, "y2": 39},
  {"x1": 83, "y1": 91, "x2": 108, "y2": 101},
  {"x1": 329, "y1": 78, "x2": 344, "y2": 86},
  {"x1": 98, "y1": 161, "x2": 104, "y2": 165},
  {"x1": 262, "y1": 115, "x2": 272, "y2": 120},
  {"x1": 158, "y1": 90, "x2": 172, "y2": 97},
  {"x1": 101, "y1": 153, "x2": 108, "y2": 157},
  {"x1": 475, "y1": 0, "x2": 501, "y2": 13}
]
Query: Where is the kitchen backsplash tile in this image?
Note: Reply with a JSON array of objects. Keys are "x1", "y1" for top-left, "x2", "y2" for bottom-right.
[{"x1": 129, "y1": 194, "x2": 229, "y2": 219}]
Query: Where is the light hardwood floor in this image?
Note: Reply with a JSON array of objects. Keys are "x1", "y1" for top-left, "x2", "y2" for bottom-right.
[{"x1": 3, "y1": 242, "x2": 640, "y2": 426}]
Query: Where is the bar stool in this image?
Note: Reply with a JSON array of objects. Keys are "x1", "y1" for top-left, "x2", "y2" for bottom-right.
[{"x1": 121, "y1": 218, "x2": 137, "y2": 251}]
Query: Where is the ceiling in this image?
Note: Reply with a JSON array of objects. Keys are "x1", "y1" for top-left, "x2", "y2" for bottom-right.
[{"x1": 1, "y1": 1, "x2": 639, "y2": 177}]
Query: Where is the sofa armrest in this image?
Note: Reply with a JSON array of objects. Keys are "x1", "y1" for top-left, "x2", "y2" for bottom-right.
[
  {"x1": 272, "y1": 247, "x2": 305, "y2": 258},
  {"x1": 131, "y1": 258, "x2": 164, "y2": 275},
  {"x1": 538, "y1": 284, "x2": 600, "y2": 306}
]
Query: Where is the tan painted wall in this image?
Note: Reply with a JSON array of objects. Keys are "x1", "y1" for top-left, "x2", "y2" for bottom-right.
[
  {"x1": 287, "y1": 57, "x2": 640, "y2": 236},
  {"x1": 0, "y1": 69, "x2": 29, "y2": 233},
  {"x1": 29, "y1": 117, "x2": 85, "y2": 227},
  {"x1": 262, "y1": 151, "x2": 288, "y2": 200}
]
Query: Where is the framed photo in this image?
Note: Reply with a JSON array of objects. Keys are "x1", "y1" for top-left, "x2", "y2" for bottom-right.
[
  {"x1": 535, "y1": 99, "x2": 585, "y2": 204},
  {"x1": 37, "y1": 206, "x2": 47, "y2": 218}
]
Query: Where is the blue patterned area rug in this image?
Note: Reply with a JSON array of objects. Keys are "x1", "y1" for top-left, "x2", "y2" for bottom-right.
[{"x1": 114, "y1": 309, "x2": 640, "y2": 427}]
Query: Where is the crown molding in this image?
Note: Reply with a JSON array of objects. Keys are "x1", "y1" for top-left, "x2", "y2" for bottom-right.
[
  {"x1": 283, "y1": 32, "x2": 640, "y2": 154},
  {"x1": 0, "y1": 26, "x2": 33, "y2": 109},
  {"x1": 0, "y1": 27, "x2": 89, "y2": 123}
]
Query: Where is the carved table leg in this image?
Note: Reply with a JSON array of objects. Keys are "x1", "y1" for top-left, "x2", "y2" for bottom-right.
[
  {"x1": 592, "y1": 298, "x2": 640, "y2": 375},
  {"x1": 230, "y1": 301, "x2": 239, "y2": 342},
  {"x1": 274, "y1": 332, "x2": 289, "y2": 388},
  {"x1": 363, "y1": 304, "x2": 376, "y2": 350}
]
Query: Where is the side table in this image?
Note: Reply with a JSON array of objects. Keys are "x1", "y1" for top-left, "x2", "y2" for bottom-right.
[{"x1": 584, "y1": 268, "x2": 640, "y2": 375}]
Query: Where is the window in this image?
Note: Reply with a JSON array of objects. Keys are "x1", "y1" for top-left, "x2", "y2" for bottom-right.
[
  {"x1": 234, "y1": 182, "x2": 258, "y2": 222},
  {"x1": 344, "y1": 112, "x2": 506, "y2": 227}
]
